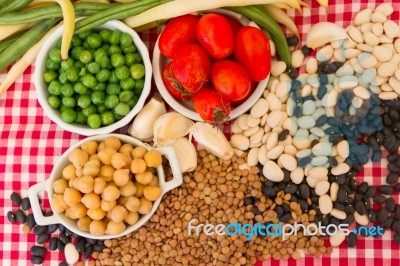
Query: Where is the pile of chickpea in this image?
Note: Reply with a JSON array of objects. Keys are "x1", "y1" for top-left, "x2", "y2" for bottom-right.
[{"x1": 51, "y1": 137, "x2": 163, "y2": 236}]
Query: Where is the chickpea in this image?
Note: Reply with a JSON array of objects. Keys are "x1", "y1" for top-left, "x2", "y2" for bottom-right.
[
  {"x1": 63, "y1": 188, "x2": 82, "y2": 207},
  {"x1": 63, "y1": 164, "x2": 76, "y2": 180},
  {"x1": 83, "y1": 160, "x2": 101, "y2": 177},
  {"x1": 87, "y1": 208, "x2": 106, "y2": 220},
  {"x1": 97, "y1": 142, "x2": 106, "y2": 152},
  {"x1": 111, "y1": 153, "x2": 131, "y2": 169},
  {"x1": 150, "y1": 175, "x2": 159, "y2": 186},
  {"x1": 68, "y1": 149, "x2": 89, "y2": 169},
  {"x1": 124, "y1": 212, "x2": 139, "y2": 225},
  {"x1": 138, "y1": 197, "x2": 153, "y2": 215},
  {"x1": 107, "y1": 181, "x2": 118, "y2": 187},
  {"x1": 104, "y1": 137, "x2": 121, "y2": 150},
  {"x1": 134, "y1": 182, "x2": 145, "y2": 198},
  {"x1": 89, "y1": 154, "x2": 100, "y2": 161},
  {"x1": 81, "y1": 192, "x2": 101, "y2": 209},
  {"x1": 65, "y1": 203, "x2": 87, "y2": 219},
  {"x1": 100, "y1": 165, "x2": 115, "y2": 182},
  {"x1": 72, "y1": 177, "x2": 80, "y2": 189},
  {"x1": 93, "y1": 178, "x2": 107, "y2": 194},
  {"x1": 110, "y1": 205, "x2": 128, "y2": 223},
  {"x1": 98, "y1": 148, "x2": 117, "y2": 165},
  {"x1": 90, "y1": 220, "x2": 106, "y2": 236},
  {"x1": 81, "y1": 140, "x2": 98, "y2": 156},
  {"x1": 105, "y1": 221, "x2": 126, "y2": 235},
  {"x1": 118, "y1": 196, "x2": 127, "y2": 206},
  {"x1": 76, "y1": 175, "x2": 94, "y2": 194},
  {"x1": 135, "y1": 171, "x2": 153, "y2": 185},
  {"x1": 52, "y1": 178, "x2": 68, "y2": 194},
  {"x1": 119, "y1": 144, "x2": 134, "y2": 155},
  {"x1": 144, "y1": 150, "x2": 162, "y2": 167},
  {"x1": 101, "y1": 199, "x2": 116, "y2": 212},
  {"x1": 125, "y1": 196, "x2": 140, "y2": 212},
  {"x1": 77, "y1": 216, "x2": 92, "y2": 232},
  {"x1": 102, "y1": 185, "x2": 120, "y2": 202},
  {"x1": 131, "y1": 146, "x2": 147, "y2": 159},
  {"x1": 113, "y1": 169, "x2": 130, "y2": 187},
  {"x1": 143, "y1": 186, "x2": 162, "y2": 201},
  {"x1": 75, "y1": 167, "x2": 84, "y2": 178},
  {"x1": 120, "y1": 181, "x2": 137, "y2": 197},
  {"x1": 52, "y1": 194, "x2": 68, "y2": 213},
  {"x1": 146, "y1": 167, "x2": 156, "y2": 174},
  {"x1": 130, "y1": 158, "x2": 146, "y2": 174}
]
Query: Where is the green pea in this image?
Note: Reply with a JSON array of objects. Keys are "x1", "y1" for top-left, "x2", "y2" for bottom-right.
[
  {"x1": 120, "y1": 78, "x2": 135, "y2": 90},
  {"x1": 61, "y1": 83, "x2": 74, "y2": 97},
  {"x1": 125, "y1": 53, "x2": 135, "y2": 66},
  {"x1": 99, "y1": 29, "x2": 112, "y2": 43},
  {"x1": 101, "y1": 43, "x2": 110, "y2": 51},
  {"x1": 46, "y1": 59, "x2": 60, "y2": 70},
  {"x1": 79, "y1": 67, "x2": 87, "y2": 77},
  {"x1": 62, "y1": 96, "x2": 76, "y2": 108},
  {"x1": 61, "y1": 108, "x2": 77, "y2": 123},
  {"x1": 114, "y1": 102, "x2": 130, "y2": 116},
  {"x1": 79, "y1": 50, "x2": 92, "y2": 64},
  {"x1": 74, "y1": 61, "x2": 84, "y2": 70},
  {"x1": 91, "y1": 91, "x2": 106, "y2": 105},
  {"x1": 96, "y1": 69, "x2": 110, "y2": 83},
  {"x1": 105, "y1": 95, "x2": 119, "y2": 109},
  {"x1": 49, "y1": 48, "x2": 62, "y2": 63},
  {"x1": 126, "y1": 95, "x2": 138, "y2": 109},
  {"x1": 71, "y1": 35, "x2": 82, "y2": 47},
  {"x1": 59, "y1": 72, "x2": 68, "y2": 84},
  {"x1": 108, "y1": 45, "x2": 121, "y2": 55},
  {"x1": 77, "y1": 95, "x2": 92, "y2": 108},
  {"x1": 106, "y1": 83, "x2": 121, "y2": 95},
  {"x1": 109, "y1": 71, "x2": 119, "y2": 83},
  {"x1": 134, "y1": 78, "x2": 145, "y2": 94},
  {"x1": 130, "y1": 64, "x2": 145, "y2": 80},
  {"x1": 60, "y1": 105, "x2": 68, "y2": 113},
  {"x1": 78, "y1": 31, "x2": 91, "y2": 40},
  {"x1": 97, "y1": 104, "x2": 108, "y2": 114},
  {"x1": 75, "y1": 111, "x2": 87, "y2": 124},
  {"x1": 120, "y1": 33, "x2": 133, "y2": 47},
  {"x1": 87, "y1": 62, "x2": 100, "y2": 74},
  {"x1": 122, "y1": 45, "x2": 136, "y2": 54},
  {"x1": 48, "y1": 80, "x2": 62, "y2": 95},
  {"x1": 109, "y1": 30, "x2": 122, "y2": 45},
  {"x1": 43, "y1": 70, "x2": 58, "y2": 83},
  {"x1": 100, "y1": 111, "x2": 115, "y2": 126},
  {"x1": 111, "y1": 53, "x2": 125, "y2": 68},
  {"x1": 66, "y1": 66, "x2": 79, "y2": 82},
  {"x1": 74, "y1": 82, "x2": 89, "y2": 95},
  {"x1": 82, "y1": 104, "x2": 97, "y2": 117},
  {"x1": 115, "y1": 66, "x2": 130, "y2": 81},
  {"x1": 87, "y1": 33, "x2": 103, "y2": 49},
  {"x1": 119, "y1": 91, "x2": 133, "y2": 103},
  {"x1": 133, "y1": 52, "x2": 142, "y2": 63},
  {"x1": 93, "y1": 48, "x2": 107, "y2": 59},
  {"x1": 93, "y1": 82, "x2": 106, "y2": 91},
  {"x1": 47, "y1": 95, "x2": 61, "y2": 109},
  {"x1": 87, "y1": 114, "x2": 102, "y2": 129},
  {"x1": 82, "y1": 74, "x2": 97, "y2": 89},
  {"x1": 61, "y1": 58, "x2": 75, "y2": 71},
  {"x1": 95, "y1": 54, "x2": 110, "y2": 69},
  {"x1": 71, "y1": 47, "x2": 84, "y2": 60}
]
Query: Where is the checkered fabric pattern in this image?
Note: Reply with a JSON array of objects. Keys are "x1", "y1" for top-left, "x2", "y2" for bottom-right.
[{"x1": 0, "y1": 0, "x2": 399, "y2": 265}]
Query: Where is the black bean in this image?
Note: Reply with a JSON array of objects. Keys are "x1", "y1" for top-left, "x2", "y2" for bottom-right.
[
  {"x1": 278, "y1": 129, "x2": 289, "y2": 141},
  {"x1": 380, "y1": 185, "x2": 394, "y2": 195},
  {"x1": 352, "y1": 163, "x2": 363, "y2": 172},
  {"x1": 30, "y1": 246, "x2": 46, "y2": 257},
  {"x1": 298, "y1": 199, "x2": 308, "y2": 212},
  {"x1": 83, "y1": 244, "x2": 94, "y2": 259},
  {"x1": 386, "y1": 172, "x2": 398, "y2": 185},
  {"x1": 47, "y1": 224, "x2": 58, "y2": 234},
  {"x1": 64, "y1": 228, "x2": 74, "y2": 237},
  {"x1": 337, "y1": 175, "x2": 347, "y2": 185},
  {"x1": 348, "y1": 178, "x2": 357, "y2": 192},
  {"x1": 392, "y1": 221, "x2": 400, "y2": 233},
  {"x1": 244, "y1": 197, "x2": 253, "y2": 206},
  {"x1": 374, "y1": 195, "x2": 386, "y2": 204},
  {"x1": 363, "y1": 196, "x2": 371, "y2": 210},
  {"x1": 288, "y1": 67, "x2": 299, "y2": 79},
  {"x1": 93, "y1": 243, "x2": 105, "y2": 252},
  {"x1": 298, "y1": 184, "x2": 310, "y2": 199},
  {"x1": 354, "y1": 194, "x2": 363, "y2": 202},
  {"x1": 365, "y1": 186, "x2": 376, "y2": 197},
  {"x1": 396, "y1": 183, "x2": 400, "y2": 192},
  {"x1": 298, "y1": 156, "x2": 311, "y2": 167},
  {"x1": 59, "y1": 232, "x2": 70, "y2": 244},
  {"x1": 388, "y1": 163, "x2": 399, "y2": 173},
  {"x1": 7, "y1": 211, "x2": 16, "y2": 223},
  {"x1": 347, "y1": 232, "x2": 357, "y2": 247},
  {"x1": 355, "y1": 200, "x2": 367, "y2": 215},
  {"x1": 21, "y1": 197, "x2": 31, "y2": 211},
  {"x1": 387, "y1": 153, "x2": 398, "y2": 163},
  {"x1": 395, "y1": 205, "x2": 400, "y2": 221},
  {"x1": 395, "y1": 233, "x2": 400, "y2": 244},
  {"x1": 329, "y1": 216, "x2": 341, "y2": 226},
  {"x1": 301, "y1": 45, "x2": 311, "y2": 56},
  {"x1": 383, "y1": 216, "x2": 395, "y2": 229},
  {"x1": 343, "y1": 214, "x2": 355, "y2": 224},
  {"x1": 333, "y1": 202, "x2": 345, "y2": 211},
  {"x1": 386, "y1": 198, "x2": 396, "y2": 212},
  {"x1": 262, "y1": 187, "x2": 276, "y2": 197},
  {"x1": 45, "y1": 210, "x2": 53, "y2": 217},
  {"x1": 33, "y1": 225, "x2": 47, "y2": 235},
  {"x1": 30, "y1": 256, "x2": 43, "y2": 265},
  {"x1": 58, "y1": 224, "x2": 65, "y2": 232},
  {"x1": 378, "y1": 208, "x2": 389, "y2": 223},
  {"x1": 283, "y1": 184, "x2": 297, "y2": 194},
  {"x1": 86, "y1": 238, "x2": 97, "y2": 245},
  {"x1": 10, "y1": 192, "x2": 22, "y2": 206},
  {"x1": 37, "y1": 233, "x2": 49, "y2": 244},
  {"x1": 337, "y1": 188, "x2": 348, "y2": 203},
  {"x1": 275, "y1": 206, "x2": 283, "y2": 217},
  {"x1": 15, "y1": 209, "x2": 26, "y2": 223},
  {"x1": 286, "y1": 36, "x2": 299, "y2": 46},
  {"x1": 26, "y1": 213, "x2": 36, "y2": 228},
  {"x1": 58, "y1": 240, "x2": 65, "y2": 253},
  {"x1": 49, "y1": 237, "x2": 58, "y2": 251},
  {"x1": 59, "y1": 262, "x2": 68, "y2": 266}
]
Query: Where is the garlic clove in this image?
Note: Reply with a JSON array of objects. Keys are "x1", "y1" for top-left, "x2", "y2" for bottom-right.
[
  {"x1": 153, "y1": 112, "x2": 193, "y2": 146},
  {"x1": 189, "y1": 122, "x2": 234, "y2": 160},
  {"x1": 128, "y1": 98, "x2": 167, "y2": 141},
  {"x1": 171, "y1": 137, "x2": 197, "y2": 173},
  {"x1": 306, "y1": 22, "x2": 348, "y2": 49}
]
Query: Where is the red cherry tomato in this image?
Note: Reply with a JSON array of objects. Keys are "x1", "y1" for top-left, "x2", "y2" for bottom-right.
[
  {"x1": 196, "y1": 13, "x2": 234, "y2": 59},
  {"x1": 223, "y1": 15, "x2": 242, "y2": 35},
  {"x1": 172, "y1": 43, "x2": 211, "y2": 93},
  {"x1": 162, "y1": 62, "x2": 191, "y2": 101},
  {"x1": 211, "y1": 60, "x2": 252, "y2": 102},
  {"x1": 234, "y1": 26, "x2": 271, "y2": 81},
  {"x1": 158, "y1": 14, "x2": 199, "y2": 58},
  {"x1": 192, "y1": 87, "x2": 231, "y2": 124}
]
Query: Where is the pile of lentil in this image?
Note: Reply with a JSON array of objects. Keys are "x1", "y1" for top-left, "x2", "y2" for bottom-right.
[{"x1": 95, "y1": 151, "x2": 332, "y2": 265}]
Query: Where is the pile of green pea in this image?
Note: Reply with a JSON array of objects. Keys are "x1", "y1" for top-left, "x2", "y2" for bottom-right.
[{"x1": 43, "y1": 29, "x2": 146, "y2": 129}]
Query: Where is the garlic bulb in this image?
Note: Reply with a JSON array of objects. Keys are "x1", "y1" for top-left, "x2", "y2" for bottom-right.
[
  {"x1": 306, "y1": 22, "x2": 348, "y2": 49},
  {"x1": 189, "y1": 122, "x2": 234, "y2": 160},
  {"x1": 128, "y1": 98, "x2": 167, "y2": 141},
  {"x1": 171, "y1": 137, "x2": 197, "y2": 173},
  {"x1": 153, "y1": 112, "x2": 193, "y2": 146}
]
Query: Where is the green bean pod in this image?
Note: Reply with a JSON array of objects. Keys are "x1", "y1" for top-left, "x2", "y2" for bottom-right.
[
  {"x1": 0, "y1": 0, "x2": 11, "y2": 7},
  {"x1": 0, "y1": 0, "x2": 33, "y2": 14},
  {"x1": 0, "y1": 18, "x2": 58, "y2": 73},
  {"x1": 225, "y1": 5, "x2": 292, "y2": 67},
  {"x1": 0, "y1": 31, "x2": 25, "y2": 54}
]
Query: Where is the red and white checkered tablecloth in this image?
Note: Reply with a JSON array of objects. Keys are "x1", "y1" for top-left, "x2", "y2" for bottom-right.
[{"x1": 1, "y1": 0, "x2": 400, "y2": 265}]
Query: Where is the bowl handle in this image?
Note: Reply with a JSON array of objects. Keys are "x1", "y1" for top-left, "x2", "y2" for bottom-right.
[
  {"x1": 28, "y1": 179, "x2": 59, "y2": 226},
  {"x1": 156, "y1": 146, "x2": 183, "y2": 193}
]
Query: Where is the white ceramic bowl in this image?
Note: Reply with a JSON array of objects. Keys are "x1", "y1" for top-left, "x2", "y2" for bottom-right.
[
  {"x1": 34, "y1": 20, "x2": 152, "y2": 136},
  {"x1": 28, "y1": 134, "x2": 182, "y2": 240},
  {"x1": 153, "y1": 9, "x2": 270, "y2": 122}
]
